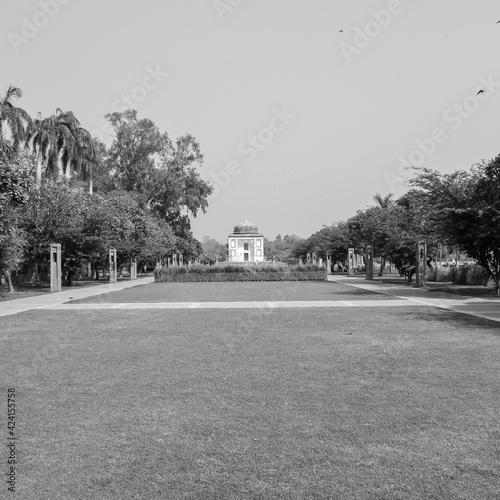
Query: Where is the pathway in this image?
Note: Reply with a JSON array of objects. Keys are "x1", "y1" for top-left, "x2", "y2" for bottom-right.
[{"x1": 0, "y1": 275, "x2": 499, "y2": 324}]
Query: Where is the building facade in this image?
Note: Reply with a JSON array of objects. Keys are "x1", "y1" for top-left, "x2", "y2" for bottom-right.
[{"x1": 228, "y1": 219, "x2": 264, "y2": 263}]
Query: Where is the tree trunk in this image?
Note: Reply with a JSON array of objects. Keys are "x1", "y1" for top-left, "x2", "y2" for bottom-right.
[
  {"x1": 378, "y1": 256, "x2": 385, "y2": 276},
  {"x1": 36, "y1": 150, "x2": 43, "y2": 187},
  {"x1": 65, "y1": 159, "x2": 71, "y2": 180},
  {"x1": 4, "y1": 271, "x2": 15, "y2": 292},
  {"x1": 57, "y1": 150, "x2": 64, "y2": 178},
  {"x1": 92, "y1": 263, "x2": 99, "y2": 281}
]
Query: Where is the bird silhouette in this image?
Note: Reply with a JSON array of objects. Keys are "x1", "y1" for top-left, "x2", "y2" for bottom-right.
[
  {"x1": 339, "y1": 30, "x2": 343, "y2": 32},
  {"x1": 477, "y1": 90, "x2": 484, "y2": 95}
]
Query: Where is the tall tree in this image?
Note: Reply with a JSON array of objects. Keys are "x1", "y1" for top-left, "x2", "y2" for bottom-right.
[
  {"x1": 28, "y1": 112, "x2": 59, "y2": 187},
  {"x1": 28, "y1": 109, "x2": 97, "y2": 192},
  {"x1": 102, "y1": 110, "x2": 212, "y2": 240},
  {"x1": 410, "y1": 158, "x2": 500, "y2": 293},
  {"x1": 0, "y1": 150, "x2": 31, "y2": 292},
  {"x1": 0, "y1": 85, "x2": 32, "y2": 159}
]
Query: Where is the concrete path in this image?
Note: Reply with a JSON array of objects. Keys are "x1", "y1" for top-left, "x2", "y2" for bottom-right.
[
  {"x1": 0, "y1": 276, "x2": 154, "y2": 317},
  {"x1": 1, "y1": 275, "x2": 499, "y2": 324},
  {"x1": 43, "y1": 299, "x2": 415, "y2": 310},
  {"x1": 329, "y1": 275, "x2": 500, "y2": 324}
]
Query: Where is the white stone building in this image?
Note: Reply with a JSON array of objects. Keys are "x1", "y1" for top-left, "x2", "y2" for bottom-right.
[{"x1": 228, "y1": 219, "x2": 264, "y2": 263}]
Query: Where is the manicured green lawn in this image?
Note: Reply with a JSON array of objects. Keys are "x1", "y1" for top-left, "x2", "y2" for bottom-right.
[
  {"x1": 69, "y1": 280, "x2": 398, "y2": 303},
  {"x1": 2, "y1": 305, "x2": 500, "y2": 499}
]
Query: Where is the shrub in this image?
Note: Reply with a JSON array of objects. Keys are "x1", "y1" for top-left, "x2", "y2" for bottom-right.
[{"x1": 154, "y1": 263, "x2": 327, "y2": 282}]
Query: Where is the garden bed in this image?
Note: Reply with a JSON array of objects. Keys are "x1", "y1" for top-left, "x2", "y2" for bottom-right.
[{"x1": 154, "y1": 264, "x2": 327, "y2": 282}]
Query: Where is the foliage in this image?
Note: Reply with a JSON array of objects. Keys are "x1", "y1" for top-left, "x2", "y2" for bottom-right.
[
  {"x1": 100, "y1": 110, "x2": 212, "y2": 235},
  {"x1": 199, "y1": 236, "x2": 227, "y2": 265},
  {"x1": 266, "y1": 234, "x2": 305, "y2": 261},
  {"x1": 0, "y1": 85, "x2": 32, "y2": 158},
  {"x1": 155, "y1": 263, "x2": 327, "y2": 282},
  {"x1": 409, "y1": 158, "x2": 500, "y2": 292},
  {"x1": 0, "y1": 205, "x2": 26, "y2": 291}
]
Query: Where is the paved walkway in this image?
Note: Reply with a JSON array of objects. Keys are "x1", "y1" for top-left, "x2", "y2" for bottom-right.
[
  {"x1": 0, "y1": 277, "x2": 154, "y2": 317},
  {"x1": 330, "y1": 276, "x2": 500, "y2": 323},
  {"x1": 1, "y1": 275, "x2": 499, "y2": 324}
]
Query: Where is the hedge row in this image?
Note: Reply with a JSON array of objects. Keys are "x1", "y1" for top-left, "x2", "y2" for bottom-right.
[
  {"x1": 431, "y1": 264, "x2": 490, "y2": 285},
  {"x1": 154, "y1": 264, "x2": 327, "y2": 282},
  {"x1": 155, "y1": 272, "x2": 326, "y2": 282}
]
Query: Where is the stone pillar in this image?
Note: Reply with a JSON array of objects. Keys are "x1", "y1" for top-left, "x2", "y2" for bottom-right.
[
  {"x1": 348, "y1": 248, "x2": 355, "y2": 277},
  {"x1": 109, "y1": 248, "x2": 117, "y2": 283},
  {"x1": 173, "y1": 254, "x2": 177, "y2": 266},
  {"x1": 130, "y1": 259, "x2": 137, "y2": 280},
  {"x1": 179, "y1": 254, "x2": 184, "y2": 267},
  {"x1": 299, "y1": 257, "x2": 303, "y2": 266},
  {"x1": 415, "y1": 241, "x2": 427, "y2": 287},
  {"x1": 306, "y1": 253, "x2": 311, "y2": 264},
  {"x1": 50, "y1": 243, "x2": 62, "y2": 292},
  {"x1": 326, "y1": 252, "x2": 332, "y2": 273},
  {"x1": 365, "y1": 246, "x2": 373, "y2": 280},
  {"x1": 318, "y1": 257, "x2": 323, "y2": 266},
  {"x1": 312, "y1": 253, "x2": 317, "y2": 265}
]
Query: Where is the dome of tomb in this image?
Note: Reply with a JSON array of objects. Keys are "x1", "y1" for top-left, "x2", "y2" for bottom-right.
[{"x1": 233, "y1": 219, "x2": 259, "y2": 234}]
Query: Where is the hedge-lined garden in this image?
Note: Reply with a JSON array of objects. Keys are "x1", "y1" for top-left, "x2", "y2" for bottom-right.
[
  {"x1": 154, "y1": 264, "x2": 327, "y2": 282},
  {"x1": 430, "y1": 264, "x2": 490, "y2": 286}
]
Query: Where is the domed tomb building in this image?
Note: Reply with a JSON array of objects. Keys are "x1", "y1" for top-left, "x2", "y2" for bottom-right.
[{"x1": 228, "y1": 219, "x2": 264, "y2": 263}]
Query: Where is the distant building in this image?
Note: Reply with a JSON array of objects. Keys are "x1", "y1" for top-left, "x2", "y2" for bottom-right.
[{"x1": 228, "y1": 219, "x2": 264, "y2": 263}]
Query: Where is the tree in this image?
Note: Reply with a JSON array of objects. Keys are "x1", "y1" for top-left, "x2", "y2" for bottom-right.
[
  {"x1": 101, "y1": 110, "x2": 211, "y2": 254},
  {"x1": 28, "y1": 112, "x2": 59, "y2": 187},
  {"x1": 28, "y1": 109, "x2": 97, "y2": 191},
  {"x1": 199, "y1": 236, "x2": 227, "y2": 264},
  {"x1": 0, "y1": 150, "x2": 31, "y2": 291},
  {"x1": 0, "y1": 85, "x2": 32, "y2": 159},
  {"x1": 20, "y1": 180, "x2": 89, "y2": 281},
  {"x1": 410, "y1": 158, "x2": 500, "y2": 293},
  {"x1": 0, "y1": 206, "x2": 26, "y2": 292},
  {"x1": 373, "y1": 192, "x2": 394, "y2": 209}
]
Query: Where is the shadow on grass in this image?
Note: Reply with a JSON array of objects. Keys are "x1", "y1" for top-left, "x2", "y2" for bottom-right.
[{"x1": 401, "y1": 308, "x2": 500, "y2": 333}]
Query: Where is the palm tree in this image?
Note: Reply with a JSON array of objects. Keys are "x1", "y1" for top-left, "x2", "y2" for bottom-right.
[
  {"x1": 28, "y1": 108, "x2": 99, "y2": 192},
  {"x1": 373, "y1": 192, "x2": 394, "y2": 209},
  {"x1": 73, "y1": 128, "x2": 99, "y2": 194},
  {"x1": 51, "y1": 109, "x2": 81, "y2": 180},
  {"x1": 372, "y1": 193, "x2": 394, "y2": 275},
  {"x1": 28, "y1": 112, "x2": 58, "y2": 187},
  {"x1": 56, "y1": 113, "x2": 98, "y2": 193},
  {"x1": 0, "y1": 85, "x2": 32, "y2": 159}
]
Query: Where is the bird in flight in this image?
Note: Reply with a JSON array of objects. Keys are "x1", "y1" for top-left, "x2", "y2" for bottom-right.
[
  {"x1": 477, "y1": 90, "x2": 484, "y2": 95},
  {"x1": 339, "y1": 29, "x2": 343, "y2": 32}
]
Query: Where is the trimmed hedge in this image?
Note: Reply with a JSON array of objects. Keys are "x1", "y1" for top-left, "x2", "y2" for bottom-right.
[
  {"x1": 432, "y1": 264, "x2": 490, "y2": 285},
  {"x1": 154, "y1": 264, "x2": 327, "y2": 282}
]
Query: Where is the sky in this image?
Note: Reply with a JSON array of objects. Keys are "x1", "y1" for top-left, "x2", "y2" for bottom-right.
[{"x1": 2, "y1": 0, "x2": 500, "y2": 242}]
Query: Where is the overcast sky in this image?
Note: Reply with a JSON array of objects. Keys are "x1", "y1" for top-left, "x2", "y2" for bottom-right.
[{"x1": 2, "y1": 0, "x2": 500, "y2": 242}]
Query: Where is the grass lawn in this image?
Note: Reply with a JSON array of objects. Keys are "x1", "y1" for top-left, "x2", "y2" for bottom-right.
[
  {"x1": 0, "y1": 279, "x2": 123, "y2": 303},
  {"x1": 2, "y1": 305, "x2": 500, "y2": 499},
  {"x1": 69, "y1": 281, "x2": 399, "y2": 304}
]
